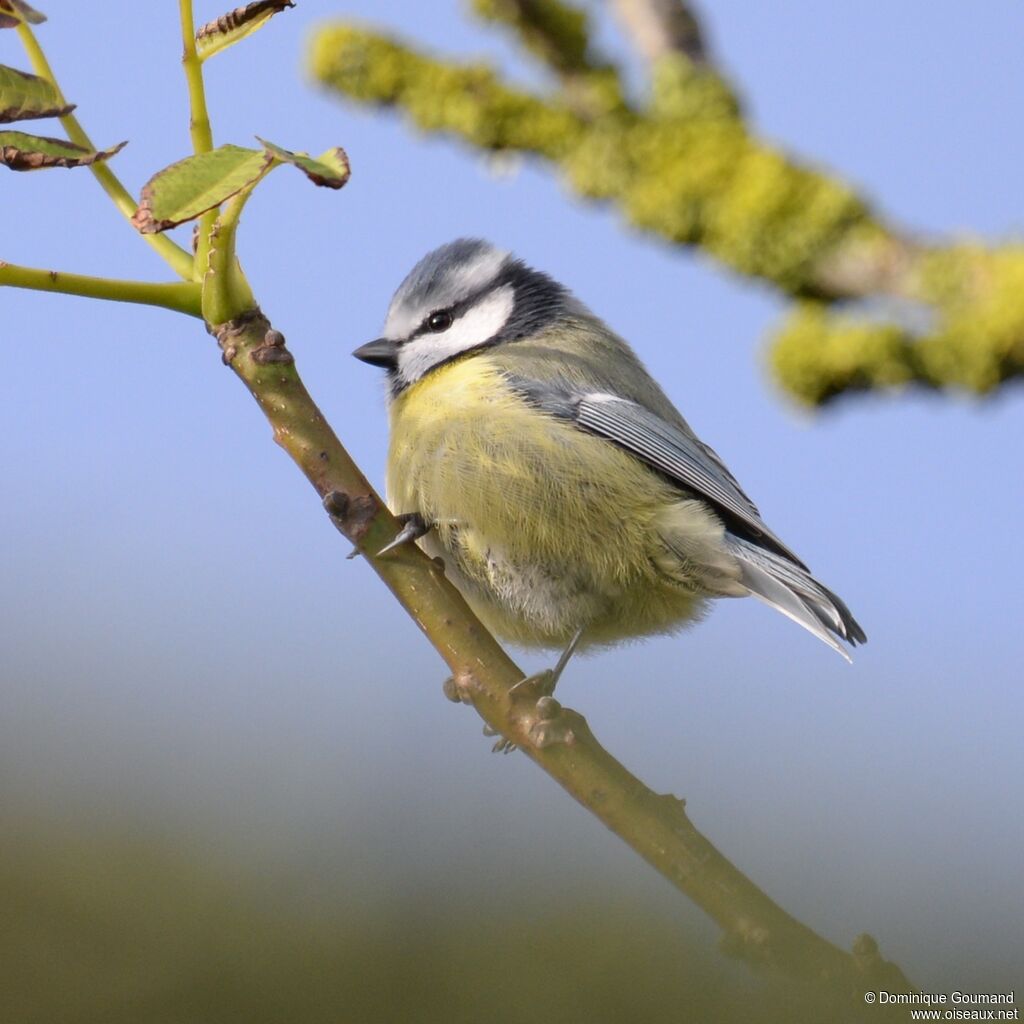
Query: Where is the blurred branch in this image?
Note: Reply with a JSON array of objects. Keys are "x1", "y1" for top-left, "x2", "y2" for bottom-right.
[
  {"x1": 471, "y1": 0, "x2": 594, "y2": 78},
  {"x1": 773, "y1": 244, "x2": 1024, "y2": 404},
  {"x1": 470, "y1": 0, "x2": 626, "y2": 115},
  {"x1": 309, "y1": 6, "x2": 1024, "y2": 406},
  {"x1": 609, "y1": 0, "x2": 709, "y2": 64}
]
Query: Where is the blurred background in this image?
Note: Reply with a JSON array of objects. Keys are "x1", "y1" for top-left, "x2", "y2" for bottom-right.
[{"x1": 2, "y1": 2, "x2": 1022, "y2": 1020}]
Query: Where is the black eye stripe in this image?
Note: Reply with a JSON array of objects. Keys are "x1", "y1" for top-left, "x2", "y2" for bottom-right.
[
  {"x1": 407, "y1": 275, "x2": 504, "y2": 342},
  {"x1": 405, "y1": 261, "x2": 552, "y2": 344}
]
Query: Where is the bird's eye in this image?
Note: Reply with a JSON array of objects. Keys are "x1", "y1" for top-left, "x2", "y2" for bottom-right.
[{"x1": 426, "y1": 310, "x2": 453, "y2": 332}]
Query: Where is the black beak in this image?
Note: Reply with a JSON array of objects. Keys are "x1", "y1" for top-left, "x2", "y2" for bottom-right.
[{"x1": 352, "y1": 337, "x2": 398, "y2": 369}]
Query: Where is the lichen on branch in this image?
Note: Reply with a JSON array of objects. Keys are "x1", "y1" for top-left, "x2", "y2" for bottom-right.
[
  {"x1": 309, "y1": 5, "x2": 1024, "y2": 407},
  {"x1": 310, "y1": 27, "x2": 581, "y2": 154},
  {"x1": 773, "y1": 246, "x2": 1024, "y2": 405},
  {"x1": 310, "y1": 25, "x2": 864, "y2": 293}
]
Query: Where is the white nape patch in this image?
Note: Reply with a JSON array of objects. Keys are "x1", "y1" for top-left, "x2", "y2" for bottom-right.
[{"x1": 397, "y1": 284, "x2": 514, "y2": 385}]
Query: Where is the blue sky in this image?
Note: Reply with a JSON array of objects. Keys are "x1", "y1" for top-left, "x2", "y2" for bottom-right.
[{"x1": 2, "y1": 0, "x2": 1022, "y2": 989}]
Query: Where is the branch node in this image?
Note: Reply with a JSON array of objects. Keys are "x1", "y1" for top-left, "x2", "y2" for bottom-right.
[
  {"x1": 251, "y1": 327, "x2": 294, "y2": 365},
  {"x1": 529, "y1": 718, "x2": 575, "y2": 748},
  {"x1": 251, "y1": 343, "x2": 294, "y2": 365},
  {"x1": 442, "y1": 676, "x2": 467, "y2": 703},
  {"x1": 852, "y1": 932, "x2": 914, "y2": 991},
  {"x1": 212, "y1": 306, "x2": 266, "y2": 342},
  {"x1": 322, "y1": 489, "x2": 379, "y2": 545},
  {"x1": 322, "y1": 489, "x2": 349, "y2": 517},
  {"x1": 535, "y1": 694, "x2": 561, "y2": 720}
]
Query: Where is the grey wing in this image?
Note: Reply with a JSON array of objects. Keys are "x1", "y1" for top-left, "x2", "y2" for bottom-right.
[
  {"x1": 505, "y1": 375, "x2": 866, "y2": 656},
  {"x1": 551, "y1": 386, "x2": 807, "y2": 568}
]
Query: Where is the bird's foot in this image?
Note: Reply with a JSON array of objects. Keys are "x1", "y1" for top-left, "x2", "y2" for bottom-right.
[
  {"x1": 508, "y1": 668, "x2": 557, "y2": 700},
  {"x1": 376, "y1": 512, "x2": 430, "y2": 557},
  {"x1": 485, "y1": 723, "x2": 517, "y2": 755},
  {"x1": 489, "y1": 694, "x2": 575, "y2": 754}
]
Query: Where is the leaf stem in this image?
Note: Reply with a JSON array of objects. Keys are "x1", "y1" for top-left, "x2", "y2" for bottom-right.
[
  {"x1": 15, "y1": 23, "x2": 195, "y2": 281},
  {"x1": 0, "y1": 261, "x2": 203, "y2": 317}
]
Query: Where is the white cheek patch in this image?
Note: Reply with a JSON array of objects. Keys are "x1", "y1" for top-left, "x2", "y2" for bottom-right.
[{"x1": 397, "y1": 284, "x2": 515, "y2": 385}]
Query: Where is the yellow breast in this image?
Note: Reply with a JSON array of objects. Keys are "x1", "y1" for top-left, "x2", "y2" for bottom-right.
[{"x1": 385, "y1": 355, "x2": 707, "y2": 647}]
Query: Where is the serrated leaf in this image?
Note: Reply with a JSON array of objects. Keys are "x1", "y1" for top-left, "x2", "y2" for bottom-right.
[
  {"x1": 0, "y1": 65, "x2": 74, "y2": 122},
  {"x1": 0, "y1": 130, "x2": 125, "y2": 170},
  {"x1": 195, "y1": 0, "x2": 294, "y2": 61},
  {"x1": 0, "y1": 0, "x2": 46, "y2": 29},
  {"x1": 258, "y1": 138, "x2": 350, "y2": 189},
  {"x1": 132, "y1": 144, "x2": 273, "y2": 234}
]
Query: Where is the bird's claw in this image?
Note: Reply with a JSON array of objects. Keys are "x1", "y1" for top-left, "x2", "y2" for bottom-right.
[
  {"x1": 508, "y1": 668, "x2": 556, "y2": 700},
  {"x1": 376, "y1": 513, "x2": 430, "y2": 557},
  {"x1": 489, "y1": 695, "x2": 574, "y2": 753}
]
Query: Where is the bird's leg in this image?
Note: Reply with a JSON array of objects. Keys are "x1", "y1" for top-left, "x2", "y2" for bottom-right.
[
  {"x1": 492, "y1": 630, "x2": 584, "y2": 753},
  {"x1": 509, "y1": 626, "x2": 585, "y2": 700},
  {"x1": 547, "y1": 626, "x2": 585, "y2": 693}
]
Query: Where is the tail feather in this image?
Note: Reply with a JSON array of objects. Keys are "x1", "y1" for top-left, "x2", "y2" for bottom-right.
[{"x1": 725, "y1": 535, "x2": 867, "y2": 661}]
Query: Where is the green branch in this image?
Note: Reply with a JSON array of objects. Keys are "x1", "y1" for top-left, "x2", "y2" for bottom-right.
[
  {"x1": 201, "y1": 183, "x2": 262, "y2": 325},
  {"x1": 309, "y1": 14, "x2": 1024, "y2": 406},
  {"x1": 210, "y1": 307, "x2": 913, "y2": 1006},
  {"x1": 15, "y1": 23, "x2": 194, "y2": 281},
  {"x1": 178, "y1": 0, "x2": 214, "y2": 155},
  {"x1": 178, "y1": 0, "x2": 217, "y2": 280},
  {"x1": 0, "y1": 260, "x2": 202, "y2": 316}
]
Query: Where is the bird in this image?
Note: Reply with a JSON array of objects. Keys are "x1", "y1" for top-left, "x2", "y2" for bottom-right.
[{"x1": 353, "y1": 238, "x2": 865, "y2": 693}]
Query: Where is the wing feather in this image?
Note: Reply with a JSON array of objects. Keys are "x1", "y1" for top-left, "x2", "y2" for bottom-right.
[
  {"x1": 500, "y1": 373, "x2": 866, "y2": 654},
  {"x1": 573, "y1": 394, "x2": 807, "y2": 568}
]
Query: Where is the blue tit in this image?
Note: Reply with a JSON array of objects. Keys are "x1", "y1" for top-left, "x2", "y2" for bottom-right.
[{"x1": 354, "y1": 239, "x2": 865, "y2": 690}]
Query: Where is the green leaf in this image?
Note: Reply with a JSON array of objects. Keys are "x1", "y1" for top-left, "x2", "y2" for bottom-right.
[
  {"x1": 132, "y1": 144, "x2": 273, "y2": 234},
  {"x1": 0, "y1": 0, "x2": 46, "y2": 29},
  {"x1": 195, "y1": 0, "x2": 295, "y2": 61},
  {"x1": 258, "y1": 137, "x2": 351, "y2": 189},
  {"x1": 0, "y1": 130, "x2": 125, "y2": 170},
  {"x1": 0, "y1": 65, "x2": 73, "y2": 122}
]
